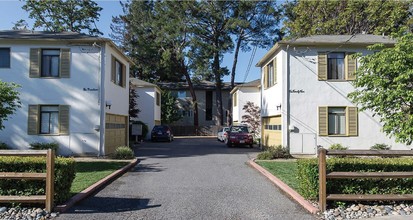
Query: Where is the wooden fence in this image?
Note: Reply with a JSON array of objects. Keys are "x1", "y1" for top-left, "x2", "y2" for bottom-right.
[
  {"x1": 0, "y1": 149, "x2": 55, "y2": 212},
  {"x1": 318, "y1": 148, "x2": 413, "y2": 212}
]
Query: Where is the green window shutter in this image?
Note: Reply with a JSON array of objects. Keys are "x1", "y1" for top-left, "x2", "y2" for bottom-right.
[
  {"x1": 273, "y1": 58, "x2": 277, "y2": 84},
  {"x1": 111, "y1": 55, "x2": 116, "y2": 82},
  {"x1": 318, "y1": 106, "x2": 328, "y2": 136},
  {"x1": 27, "y1": 105, "x2": 39, "y2": 135},
  {"x1": 29, "y1": 48, "x2": 40, "y2": 78},
  {"x1": 263, "y1": 65, "x2": 268, "y2": 89},
  {"x1": 347, "y1": 107, "x2": 358, "y2": 136},
  {"x1": 122, "y1": 63, "x2": 126, "y2": 87},
  {"x1": 59, "y1": 105, "x2": 70, "y2": 135},
  {"x1": 318, "y1": 52, "x2": 327, "y2": 81},
  {"x1": 346, "y1": 52, "x2": 356, "y2": 80},
  {"x1": 60, "y1": 48, "x2": 71, "y2": 78}
]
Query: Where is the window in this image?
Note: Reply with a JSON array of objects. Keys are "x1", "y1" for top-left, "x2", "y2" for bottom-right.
[
  {"x1": 111, "y1": 55, "x2": 126, "y2": 87},
  {"x1": 318, "y1": 52, "x2": 356, "y2": 81},
  {"x1": 264, "y1": 58, "x2": 277, "y2": 89},
  {"x1": 327, "y1": 53, "x2": 345, "y2": 80},
  {"x1": 40, "y1": 106, "x2": 59, "y2": 134},
  {"x1": 30, "y1": 48, "x2": 70, "y2": 78},
  {"x1": 318, "y1": 106, "x2": 358, "y2": 136},
  {"x1": 233, "y1": 92, "x2": 237, "y2": 107},
  {"x1": 0, "y1": 48, "x2": 10, "y2": 68},
  {"x1": 328, "y1": 107, "x2": 346, "y2": 135},
  {"x1": 156, "y1": 92, "x2": 160, "y2": 106},
  {"x1": 41, "y1": 49, "x2": 60, "y2": 77},
  {"x1": 205, "y1": 91, "x2": 213, "y2": 121},
  {"x1": 28, "y1": 105, "x2": 70, "y2": 135},
  {"x1": 177, "y1": 91, "x2": 186, "y2": 98}
]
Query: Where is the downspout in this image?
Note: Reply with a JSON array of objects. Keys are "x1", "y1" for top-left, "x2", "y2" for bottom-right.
[
  {"x1": 98, "y1": 43, "x2": 106, "y2": 157},
  {"x1": 260, "y1": 69, "x2": 263, "y2": 150},
  {"x1": 285, "y1": 45, "x2": 291, "y2": 151}
]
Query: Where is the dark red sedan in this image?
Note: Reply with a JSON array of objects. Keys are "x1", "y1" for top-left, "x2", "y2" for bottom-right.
[{"x1": 225, "y1": 125, "x2": 254, "y2": 148}]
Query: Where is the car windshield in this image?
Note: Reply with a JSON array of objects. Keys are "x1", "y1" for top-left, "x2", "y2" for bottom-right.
[
  {"x1": 223, "y1": 127, "x2": 229, "y2": 132},
  {"x1": 231, "y1": 126, "x2": 249, "y2": 133},
  {"x1": 153, "y1": 126, "x2": 168, "y2": 132}
]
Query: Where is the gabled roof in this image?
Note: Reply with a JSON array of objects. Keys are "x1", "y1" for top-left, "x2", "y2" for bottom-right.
[
  {"x1": 256, "y1": 34, "x2": 396, "y2": 67},
  {"x1": 130, "y1": 78, "x2": 161, "y2": 91},
  {"x1": 0, "y1": 30, "x2": 133, "y2": 64},
  {"x1": 230, "y1": 79, "x2": 260, "y2": 94},
  {"x1": 157, "y1": 80, "x2": 235, "y2": 90}
]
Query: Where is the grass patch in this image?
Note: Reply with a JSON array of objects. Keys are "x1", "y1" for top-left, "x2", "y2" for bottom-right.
[
  {"x1": 256, "y1": 160, "x2": 299, "y2": 191},
  {"x1": 70, "y1": 161, "x2": 130, "y2": 196}
]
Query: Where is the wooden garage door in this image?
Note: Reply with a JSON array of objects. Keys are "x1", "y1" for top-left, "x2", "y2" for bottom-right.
[
  {"x1": 105, "y1": 114, "x2": 128, "y2": 155},
  {"x1": 262, "y1": 115, "x2": 282, "y2": 148}
]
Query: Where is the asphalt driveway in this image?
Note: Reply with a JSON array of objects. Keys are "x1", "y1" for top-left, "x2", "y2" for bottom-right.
[{"x1": 58, "y1": 137, "x2": 316, "y2": 220}]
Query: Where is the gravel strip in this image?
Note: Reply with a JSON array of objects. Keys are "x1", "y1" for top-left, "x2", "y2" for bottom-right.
[
  {"x1": 321, "y1": 203, "x2": 413, "y2": 219},
  {"x1": 0, "y1": 207, "x2": 59, "y2": 220}
]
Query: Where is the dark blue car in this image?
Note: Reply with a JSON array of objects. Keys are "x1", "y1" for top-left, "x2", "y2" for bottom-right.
[{"x1": 151, "y1": 125, "x2": 174, "y2": 142}]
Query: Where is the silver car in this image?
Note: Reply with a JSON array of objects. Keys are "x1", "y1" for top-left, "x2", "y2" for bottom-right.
[{"x1": 217, "y1": 127, "x2": 230, "y2": 142}]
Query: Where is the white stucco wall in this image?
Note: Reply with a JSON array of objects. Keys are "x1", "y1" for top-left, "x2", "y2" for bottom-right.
[
  {"x1": 0, "y1": 42, "x2": 102, "y2": 156},
  {"x1": 134, "y1": 86, "x2": 156, "y2": 140},
  {"x1": 285, "y1": 46, "x2": 410, "y2": 154},
  {"x1": 232, "y1": 87, "x2": 260, "y2": 123}
]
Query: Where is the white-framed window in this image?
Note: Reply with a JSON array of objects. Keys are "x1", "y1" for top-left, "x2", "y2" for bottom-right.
[
  {"x1": 111, "y1": 55, "x2": 126, "y2": 87},
  {"x1": 0, "y1": 48, "x2": 10, "y2": 68},
  {"x1": 318, "y1": 106, "x2": 358, "y2": 136},
  {"x1": 328, "y1": 107, "x2": 346, "y2": 135},
  {"x1": 327, "y1": 52, "x2": 345, "y2": 80},
  {"x1": 318, "y1": 52, "x2": 356, "y2": 81},
  {"x1": 40, "y1": 106, "x2": 59, "y2": 134},
  {"x1": 115, "y1": 60, "x2": 123, "y2": 86},
  {"x1": 41, "y1": 49, "x2": 60, "y2": 77}
]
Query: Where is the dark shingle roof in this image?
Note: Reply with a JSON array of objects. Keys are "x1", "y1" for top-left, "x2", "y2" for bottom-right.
[{"x1": 0, "y1": 30, "x2": 104, "y2": 41}]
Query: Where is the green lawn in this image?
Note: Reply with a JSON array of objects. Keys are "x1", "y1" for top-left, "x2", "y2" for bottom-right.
[
  {"x1": 70, "y1": 161, "x2": 130, "y2": 195},
  {"x1": 256, "y1": 160, "x2": 299, "y2": 191}
]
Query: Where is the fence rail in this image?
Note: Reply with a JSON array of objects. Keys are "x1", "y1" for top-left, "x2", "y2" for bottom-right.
[
  {"x1": 318, "y1": 148, "x2": 413, "y2": 212},
  {"x1": 0, "y1": 149, "x2": 55, "y2": 212}
]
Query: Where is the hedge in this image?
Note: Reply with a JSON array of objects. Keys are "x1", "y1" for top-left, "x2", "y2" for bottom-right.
[
  {"x1": 297, "y1": 157, "x2": 413, "y2": 200},
  {"x1": 0, "y1": 156, "x2": 76, "y2": 204}
]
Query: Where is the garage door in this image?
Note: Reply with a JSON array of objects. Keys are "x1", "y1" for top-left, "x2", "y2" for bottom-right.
[
  {"x1": 262, "y1": 115, "x2": 282, "y2": 148},
  {"x1": 105, "y1": 114, "x2": 128, "y2": 155}
]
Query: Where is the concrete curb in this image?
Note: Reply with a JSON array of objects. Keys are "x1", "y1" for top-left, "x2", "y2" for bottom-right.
[
  {"x1": 248, "y1": 159, "x2": 319, "y2": 214},
  {"x1": 55, "y1": 158, "x2": 139, "y2": 213}
]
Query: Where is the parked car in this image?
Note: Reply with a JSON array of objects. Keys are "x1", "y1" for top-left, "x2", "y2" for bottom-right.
[
  {"x1": 225, "y1": 125, "x2": 253, "y2": 148},
  {"x1": 151, "y1": 125, "x2": 174, "y2": 142},
  {"x1": 217, "y1": 127, "x2": 230, "y2": 142}
]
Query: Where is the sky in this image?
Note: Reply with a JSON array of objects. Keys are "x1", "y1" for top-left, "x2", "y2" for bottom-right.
[{"x1": 0, "y1": 0, "x2": 268, "y2": 83}]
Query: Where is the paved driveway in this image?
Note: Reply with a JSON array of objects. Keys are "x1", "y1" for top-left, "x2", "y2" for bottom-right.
[{"x1": 58, "y1": 137, "x2": 316, "y2": 220}]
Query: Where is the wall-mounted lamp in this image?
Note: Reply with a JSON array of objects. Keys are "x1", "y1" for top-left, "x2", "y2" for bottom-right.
[
  {"x1": 276, "y1": 104, "x2": 282, "y2": 110},
  {"x1": 106, "y1": 100, "x2": 112, "y2": 109},
  {"x1": 288, "y1": 124, "x2": 295, "y2": 132}
]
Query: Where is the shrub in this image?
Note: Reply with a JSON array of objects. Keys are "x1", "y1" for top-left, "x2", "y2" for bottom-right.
[
  {"x1": 256, "y1": 145, "x2": 292, "y2": 160},
  {"x1": 0, "y1": 142, "x2": 9, "y2": 149},
  {"x1": 0, "y1": 156, "x2": 76, "y2": 204},
  {"x1": 329, "y1": 143, "x2": 348, "y2": 150},
  {"x1": 113, "y1": 146, "x2": 134, "y2": 159},
  {"x1": 297, "y1": 157, "x2": 413, "y2": 200},
  {"x1": 370, "y1": 143, "x2": 391, "y2": 150},
  {"x1": 29, "y1": 142, "x2": 59, "y2": 151}
]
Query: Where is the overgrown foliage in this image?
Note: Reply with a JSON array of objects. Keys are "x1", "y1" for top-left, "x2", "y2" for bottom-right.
[
  {"x1": 161, "y1": 91, "x2": 182, "y2": 125},
  {"x1": 329, "y1": 143, "x2": 348, "y2": 150},
  {"x1": 297, "y1": 157, "x2": 413, "y2": 200},
  {"x1": 348, "y1": 33, "x2": 413, "y2": 145},
  {"x1": 0, "y1": 142, "x2": 9, "y2": 150},
  {"x1": 0, "y1": 156, "x2": 76, "y2": 204},
  {"x1": 129, "y1": 82, "x2": 140, "y2": 120},
  {"x1": 112, "y1": 146, "x2": 134, "y2": 160},
  {"x1": 282, "y1": 0, "x2": 413, "y2": 38},
  {"x1": 0, "y1": 80, "x2": 21, "y2": 131},
  {"x1": 370, "y1": 143, "x2": 391, "y2": 150},
  {"x1": 241, "y1": 101, "x2": 261, "y2": 139},
  {"x1": 256, "y1": 145, "x2": 292, "y2": 160},
  {"x1": 21, "y1": 0, "x2": 102, "y2": 35},
  {"x1": 29, "y1": 142, "x2": 59, "y2": 151}
]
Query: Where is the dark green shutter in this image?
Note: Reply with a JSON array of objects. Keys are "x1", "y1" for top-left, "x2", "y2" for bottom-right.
[
  {"x1": 28, "y1": 105, "x2": 39, "y2": 135},
  {"x1": 29, "y1": 49, "x2": 40, "y2": 78},
  {"x1": 60, "y1": 48, "x2": 70, "y2": 78},
  {"x1": 59, "y1": 105, "x2": 70, "y2": 135},
  {"x1": 318, "y1": 106, "x2": 328, "y2": 136},
  {"x1": 318, "y1": 53, "x2": 327, "y2": 81}
]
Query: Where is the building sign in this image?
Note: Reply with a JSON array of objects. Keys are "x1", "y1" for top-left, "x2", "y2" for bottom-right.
[
  {"x1": 131, "y1": 124, "x2": 142, "y2": 136},
  {"x1": 289, "y1": 89, "x2": 305, "y2": 94}
]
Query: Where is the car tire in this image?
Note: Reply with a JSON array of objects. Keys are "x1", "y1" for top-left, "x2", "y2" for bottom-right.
[{"x1": 226, "y1": 139, "x2": 232, "y2": 147}]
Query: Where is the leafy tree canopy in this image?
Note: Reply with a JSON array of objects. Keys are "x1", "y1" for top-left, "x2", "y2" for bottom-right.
[
  {"x1": 161, "y1": 91, "x2": 182, "y2": 125},
  {"x1": 348, "y1": 33, "x2": 413, "y2": 145},
  {"x1": 283, "y1": 0, "x2": 412, "y2": 38},
  {"x1": 0, "y1": 80, "x2": 21, "y2": 130},
  {"x1": 22, "y1": 0, "x2": 102, "y2": 36}
]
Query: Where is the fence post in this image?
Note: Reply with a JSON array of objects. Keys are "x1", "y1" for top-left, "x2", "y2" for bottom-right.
[
  {"x1": 318, "y1": 148, "x2": 327, "y2": 212},
  {"x1": 45, "y1": 149, "x2": 55, "y2": 212}
]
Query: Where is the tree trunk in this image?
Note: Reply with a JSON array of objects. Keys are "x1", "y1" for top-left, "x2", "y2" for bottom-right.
[
  {"x1": 181, "y1": 60, "x2": 199, "y2": 128},
  {"x1": 213, "y1": 49, "x2": 223, "y2": 126},
  {"x1": 231, "y1": 35, "x2": 243, "y2": 89}
]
